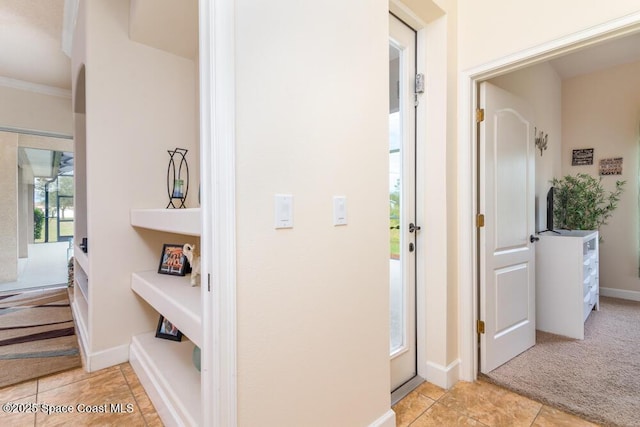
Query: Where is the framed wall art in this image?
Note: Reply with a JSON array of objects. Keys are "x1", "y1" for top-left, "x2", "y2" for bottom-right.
[
  {"x1": 572, "y1": 148, "x2": 594, "y2": 166},
  {"x1": 599, "y1": 157, "x2": 623, "y2": 175}
]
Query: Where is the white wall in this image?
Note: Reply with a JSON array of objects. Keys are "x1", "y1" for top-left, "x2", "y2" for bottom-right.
[
  {"x1": 0, "y1": 132, "x2": 19, "y2": 282},
  {"x1": 562, "y1": 60, "x2": 640, "y2": 294},
  {"x1": 458, "y1": 0, "x2": 640, "y2": 70},
  {"x1": 0, "y1": 85, "x2": 72, "y2": 136},
  {"x1": 75, "y1": 0, "x2": 199, "y2": 352},
  {"x1": 235, "y1": 0, "x2": 391, "y2": 425},
  {"x1": 490, "y1": 62, "x2": 563, "y2": 232}
]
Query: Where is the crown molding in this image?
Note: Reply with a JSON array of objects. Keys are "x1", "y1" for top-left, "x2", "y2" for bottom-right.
[{"x1": 0, "y1": 76, "x2": 71, "y2": 99}]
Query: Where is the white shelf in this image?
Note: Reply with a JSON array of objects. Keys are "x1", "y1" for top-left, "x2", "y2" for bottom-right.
[
  {"x1": 74, "y1": 266, "x2": 89, "y2": 302},
  {"x1": 131, "y1": 271, "x2": 202, "y2": 347},
  {"x1": 130, "y1": 332, "x2": 201, "y2": 426},
  {"x1": 131, "y1": 208, "x2": 201, "y2": 236},
  {"x1": 74, "y1": 245, "x2": 89, "y2": 275}
]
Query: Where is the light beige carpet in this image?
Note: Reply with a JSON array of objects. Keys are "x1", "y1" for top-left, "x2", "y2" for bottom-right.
[
  {"x1": 482, "y1": 297, "x2": 640, "y2": 427},
  {"x1": 0, "y1": 287, "x2": 81, "y2": 388}
]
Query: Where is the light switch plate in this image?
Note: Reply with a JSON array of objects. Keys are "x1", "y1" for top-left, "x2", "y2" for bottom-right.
[
  {"x1": 333, "y1": 196, "x2": 347, "y2": 226},
  {"x1": 275, "y1": 194, "x2": 293, "y2": 229}
]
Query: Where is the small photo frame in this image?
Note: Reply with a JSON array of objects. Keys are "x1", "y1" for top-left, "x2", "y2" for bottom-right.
[
  {"x1": 158, "y1": 243, "x2": 188, "y2": 276},
  {"x1": 155, "y1": 315, "x2": 183, "y2": 341}
]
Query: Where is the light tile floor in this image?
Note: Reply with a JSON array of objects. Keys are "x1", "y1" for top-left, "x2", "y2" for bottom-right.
[
  {"x1": 393, "y1": 380, "x2": 599, "y2": 427},
  {"x1": 0, "y1": 364, "x2": 600, "y2": 427},
  {"x1": 0, "y1": 363, "x2": 162, "y2": 426}
]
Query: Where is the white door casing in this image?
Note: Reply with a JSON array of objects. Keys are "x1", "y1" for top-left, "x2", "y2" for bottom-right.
[{"x1": 479, "y1": 82, "x2": 535, "y2": 373}]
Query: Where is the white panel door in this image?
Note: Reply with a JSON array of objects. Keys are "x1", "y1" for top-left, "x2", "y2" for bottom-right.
[{"x1": 479, "y1": 82, "x2": 536, "y2": 373}]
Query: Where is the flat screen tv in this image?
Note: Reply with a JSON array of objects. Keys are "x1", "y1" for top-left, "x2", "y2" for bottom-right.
[{"x1": 545, "y1": 186, "x2": 554, "y2": 232}]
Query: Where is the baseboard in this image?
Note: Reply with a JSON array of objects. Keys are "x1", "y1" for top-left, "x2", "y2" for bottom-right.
[
  {"x1": 368, "y1": 409, "x2": 396, "y2": 427},
  {"x1": 71, "y1": 299, "x2": 90, "y2": 367},
  {"x1": 425, "y1": 358, "x2": 460, "y2": 389},
  {"x1": 70, "y1": 300, "x2": 130, "y2": 372},
  {"x1": 86, "y1": 343, "x2": 130, "y2": 372},
  {"x1": 600, "y1": 287, "x2": 640, "y2": 302},
  {"x1": 129, "y1": 341, "x2": 177, "y2": 427}
]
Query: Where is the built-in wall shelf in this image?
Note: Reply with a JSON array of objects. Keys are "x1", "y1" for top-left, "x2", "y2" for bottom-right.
[
  {"x1": 74, "y1": 245, "x2": 89, "y2": 275},
  {"x1": 131, "y1": 271, "x2": 202, "y2": 347},
  {"x1": 130, "y1": 332, "x2": 201, "y2": 426},
  {"x1": 74, "y1": 266, "x2": 89, "y2": 303},
  {"x1": 130, "y1": 208, "x2": 201, "y2": 236}
]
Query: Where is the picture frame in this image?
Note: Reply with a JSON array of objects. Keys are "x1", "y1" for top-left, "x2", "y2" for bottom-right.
[
  {"x1": 158, "y1": 243, "x2": 189, "y2": 276},
  {"x1": 155, "y1": 315, "x2": 183, "y2": 341},
  {"x1": 571, "y1": 148, "x2": 594, "y2": 166}
]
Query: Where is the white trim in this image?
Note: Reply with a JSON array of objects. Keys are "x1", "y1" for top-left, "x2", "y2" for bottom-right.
[
  {"x1": 368, "y1": 409, "x2": 396, "y2": 427},
  {"x1": 71, "y1": 299, "x2": 130, "y2": 372},
  {"x1": 0, "y1": 76, "x2": 71, "y2": 99},
  {"x1": 71, "y1": 299, "x2": 90, "y2": 364},
  {"x1": 389, "y1": 0, "x2": 427, "y2": 29},
  {"x1": 425, "y1": 359, "x2": 459, "y2": 390},
  {"x1": 62, "y1": 0, "x2": 80, "y2": 57},
  {"x1": 0, "y1": 126, "x2": 72, "y2": 139},
  {"x1": 129, "y1": 335, "x2": 200, "y2": 426},
  {"x1": 600, "y1": 287, "x2": 640, "y2": 302},
  {"x1": 84, "y1": 343, "x2": 130, "y2": 372},
  {"x1": 458, "y1": 12, "x2": 640, "y2": 383},
  {"x1": 199, "y1": 0, "x2": 237, "y2": 425}
]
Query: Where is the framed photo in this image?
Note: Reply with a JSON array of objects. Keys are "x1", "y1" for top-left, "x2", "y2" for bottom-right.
[
  {"x1": 572, "y1": 148, "x2": 594, "y2": 166},
  {"x1": 155, "y1": 315, "x2": 183, "y2": 341},
  {"x1": 158, "y1": 243, "x2": 188, "y2": 276}
]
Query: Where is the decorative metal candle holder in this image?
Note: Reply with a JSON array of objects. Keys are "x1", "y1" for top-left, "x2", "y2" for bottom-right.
[{"x1": 166, "y1": 148, "x2": 189, "y2": 209}]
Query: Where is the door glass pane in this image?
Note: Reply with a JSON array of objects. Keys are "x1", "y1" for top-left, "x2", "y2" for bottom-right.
[{"x1": 389, "y1": 43, "x2": 404, "y2": 354}]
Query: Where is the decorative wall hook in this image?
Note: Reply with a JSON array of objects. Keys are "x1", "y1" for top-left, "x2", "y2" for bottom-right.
[{"x1": 535, "y1": 127, "x2": 548, "y2": 156}]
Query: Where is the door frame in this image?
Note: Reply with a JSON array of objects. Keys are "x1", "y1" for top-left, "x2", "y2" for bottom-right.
[
  {"x1": 389, "y1": 13, "x2": 419, "y2": 393},
  {"x1": 458, "y1": 12, "x2": 640, "y2": 382},
  {"x1": 390, "y1": 0, "x2": 457, "y2": 389}
]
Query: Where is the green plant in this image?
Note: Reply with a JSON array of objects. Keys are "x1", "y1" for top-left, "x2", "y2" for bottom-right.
[
  {"x1": 34, "y1": 208, "x2": 45, "y2": 240},
  {"x1": 551, "y1": 173, "x2": 625, "y2": 231}
]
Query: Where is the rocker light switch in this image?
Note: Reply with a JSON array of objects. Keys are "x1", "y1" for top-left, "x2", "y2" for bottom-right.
[
  {"x1": 275, "y1": 194, "x2": 293, "y2": 229},
  {"x1": 333, "y1": 196, "x2": 347, "y2": 226}
]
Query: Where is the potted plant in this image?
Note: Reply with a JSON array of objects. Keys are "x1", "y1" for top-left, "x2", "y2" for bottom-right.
[{"x1": 551, "y1": 173, "x2": 625, "y2": 232}]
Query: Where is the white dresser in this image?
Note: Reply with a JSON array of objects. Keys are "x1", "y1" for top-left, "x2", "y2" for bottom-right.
[{"x1": 536, "y1": 230, "x2": 599, "y2": 339}]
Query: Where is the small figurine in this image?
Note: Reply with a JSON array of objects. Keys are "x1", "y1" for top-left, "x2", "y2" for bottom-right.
[{"x1": 183, "y1": 243, "x2": 201, "y2": 287}]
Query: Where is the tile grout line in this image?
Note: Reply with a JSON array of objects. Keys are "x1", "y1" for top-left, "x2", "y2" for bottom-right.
[
  {"x1": 529, "y1": 405, "x2": 544, "y2": 427},
  {"x1": 118, "y1": 364, "x2": 150, "y2": 427}
]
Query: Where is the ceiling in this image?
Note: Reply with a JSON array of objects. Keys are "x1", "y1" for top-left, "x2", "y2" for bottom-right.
[
  {"x1": 549, "y1": 32, "x2": 640, "y2": 79},
  {"x1": 0, "y1": 2, "x2": 639, "y2": 92},
  {"x1": 0, "y1": 0, "x2": 71, "y2": 90},
  {"x1": 0, "y1": 0, "x2": 197, "y2": 93}
]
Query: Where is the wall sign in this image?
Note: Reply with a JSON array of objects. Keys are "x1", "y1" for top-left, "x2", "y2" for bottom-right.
[
  {"x1": 599, "y1": 157, "x2": 623, "y2": 175},
  {"x1": 572, "y1": 148, "x2": 594, "y2": 166}
]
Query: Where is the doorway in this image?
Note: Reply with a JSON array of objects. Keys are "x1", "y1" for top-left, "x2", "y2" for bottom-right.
[
  {"x1": 389, "y1": 13, "x2": 419, "y2": 393},
  {"x1": 459, "y1": 14, "x2": 640, "y2": 382},
  {"x1": 0, "y1": 133, "x2": 74, "y2": 293}
]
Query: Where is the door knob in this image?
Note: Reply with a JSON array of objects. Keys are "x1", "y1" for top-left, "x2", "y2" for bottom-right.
[
  {"x1": 409, "y1": 223, "x2": 421, "y2": 233},
  {"x1": 530, "y1": 234, "x2": 540, "y2": 243}
]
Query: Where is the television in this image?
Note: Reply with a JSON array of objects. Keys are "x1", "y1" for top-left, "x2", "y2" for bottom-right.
[{"x1": 545, "y1": 186, "x2": 554, "y2": 232}]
